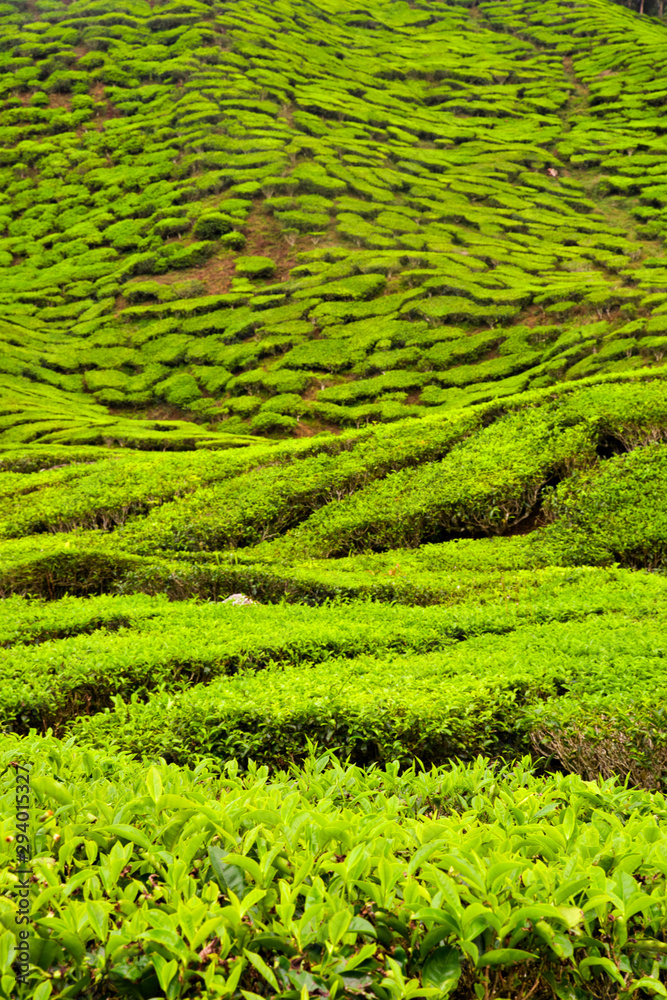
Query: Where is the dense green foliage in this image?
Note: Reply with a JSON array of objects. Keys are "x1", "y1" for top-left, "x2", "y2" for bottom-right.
[
  {"x1": 3, "y1": 0, "x2": 667, "y2": 997},
  {"x1": 5, "y1": 740, "x2": 667, "y2": 1000}
]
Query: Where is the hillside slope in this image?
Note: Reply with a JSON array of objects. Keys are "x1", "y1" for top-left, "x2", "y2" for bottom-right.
[
  {"x1": 4, "y1": 1, "x2": 667, "y2": 999},
  {"x1": 1, "y1": 0, "x2": 667, "y2": 445}
]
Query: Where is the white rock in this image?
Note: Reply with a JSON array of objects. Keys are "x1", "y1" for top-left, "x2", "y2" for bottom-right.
[{"x1": 222, "y1": 593, "x2": 258, "y2": 606}]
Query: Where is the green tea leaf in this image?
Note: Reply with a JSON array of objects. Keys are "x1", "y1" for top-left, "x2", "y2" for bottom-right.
[
  {"x1": 31, "y1": 775, "x2": 73, "y2": 806},
  {"x1": 209, "y1": 845, "x2": 247, "y2": 900},
  {"x1": 422, "y1": 946, "x2": 461, "y2": 994},
  {"x1": 329, "y1": 909, "x2": 352, "y2": 947},
  {"x1": 152, "y1": 954, "x2": 178, "y2": 994},
  {"x1": 101, "y1": 824, "x2": 152, "y2": 850},
  {"x1": 86, "y1": 901, "x2": 109, "y2": 941},
  {"x1": 578, "y1": 957, "x2": 625, "y2": 987},
  {"x1": 244, "y1": 948, "x2": 279, "y2": 990},
  {"x1": 535, "y1": 920, "x2": 573, "y2": 960},
  {"x1": 627, "y1": 978, "x2": 667, "y2": 997},
  {"x1": 349, "y1": 916, "x2": 377, "y2": 939},
  {"x1": 0, "y1": 932, "x2": 15, "y2": 975},
  {"x1": 146, "y1": 765, "x2": 163, "y2": 804}
]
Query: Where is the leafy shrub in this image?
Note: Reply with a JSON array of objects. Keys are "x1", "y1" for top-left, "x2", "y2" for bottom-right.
[
  {"x1": 2, "y1": 574, "x2": 658, "y2": 728},
  {"x1": 3, "y1": 735, "x2": 667, "y2": 1000},
  {"x1": 85, "y1": 369, "x2": 129, "y2": 392},
  {"x1": 0, "y1": 442, "x2": 305, "y2": 539},
  {"x1": 163, "y1": 240, "x2": 216, "y2": 269},
  {"x1": 192, "y1": 212, "x2": 235, "y2": 239},
  {"x1": 225, "y1": 395, "x2": 262, "y2": 416},
  {"x1": 276, "y1": 208, "x2": 330, "y2": 232},
  {"x1": 196, "y1": 365, "x2": 231, "y2": 393},
  {"x1": 291, "y1": 161, "x2": 347, "y2": 196},
  {"x1": 114, "y1": 417, "x2": 477, "y2": 555},
  {"x1": 122, "y1": 280, "x2": 173, "y2": 304},
  {"x1": 535, "y1": 442, "x2": 667, "y2": 569},
  {"x1": 278, "y1": 338, "x2": 359, "y2": 371},
  {"x1": 317, "y1": 371, "x2": 425, "y2": 404},
  {"x1": 262, "y1": 369, "x2": 310, "y2": 394},
  {"x1": 140, "y1": 333, "x2": 189, "y2": 365},
  {"x1": 250, "y1": 411, "x2": 298, "y2": 434},
  {"x1": 153, "y1": 215, "x2": 191, "y2": 238},
  {"x1": 260, "y1": 392, "x2": 305, "y2": 416},
  {"x1": 94, "y1": 386, "x2": 127, "y2": 405},
  {"x1": 235, "y1": 255, "x2": 276, "y2": 278},
  {"x1": 105, "y1": 218, "x2": 148, "y2": 252},
  {"x1": 154, "y1": 372, "x2": 201, "y2": 407},
  {"x1": 298, "y1": 272, "x2": 387, "y2": 301},
  {"x1": 271, "y1": 405, "x2": 596, "y2": 558},
  {"x1": 219, "y1": 229, "x2": 247, "y2": 249}
]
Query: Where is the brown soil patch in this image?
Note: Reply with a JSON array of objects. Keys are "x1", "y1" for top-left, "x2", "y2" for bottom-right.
[
  {"x1": 302, "y1": 381, "x2": 327, "y2": 401},
  {"x1": 134, "y1": 205, "x2": 345, "y2": 298},
  {"x1": 95, "y1": 105, "x2": 122, "y2": 128},
  {"x1": 142, "y1": 404, "x2": 193, "y2": 421},
  {"x1": 294, "y1": 421, "x2": 317, "y2": 437},
  {"x1": 294, "y1": 419, "x2": 341, "y2": 437},
  {"x1": 149, "y1": 254, "x2": 239, "y2": 296},
  {"x1": 237, "y1": 206, "x2": 309, "y2": 283},
  {"x1": 518, "y1": 305, "x2": 545, "y2": 328},
  {"x1": 278, "y1": 103, "x2": 296, "y2": 129},
  {"x1": 90, "y1": 81, "x2": 122, "y2": 129},
  {"x1": 49, "y1": 94, "x2": 73, "y2": 110}
]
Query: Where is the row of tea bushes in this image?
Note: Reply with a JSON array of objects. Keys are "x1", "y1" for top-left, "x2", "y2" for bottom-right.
[
  {"x1": 2, "y1": 566, "x2": 667, "y2": 737},
  {"x1": 482, "y1": 0, "x2": 667, "y2": 247},
  {"x1": 0, "y1": 593, "x2": 579, "y2": 735},
  {"x1": 0, "y1": 369, "x2": 257, "y2": 450},
  {"x1": 257, "y1": 434, "x2": 667, "y2": 568},
  {"x1": 245, "y1": 406, "x2": 595, "y2": 560},
  {"x1": 3, "y1": 251, "x2": 662, "y2": 440},
  {"x1": 66, "y1": 611, "x2": 667, "y2": 783},
  {"x1": 4, "y1": 558, "x2": 665, "y2": 644},
  {"x1": 534, "y1": 440, "x2": 667, "y2": 569},
  {"x1": 0, "y1": 406, "x2": 483, "y2": 538},
  {"x1": 3, "y1": 515, "x2": 666, "y2": 607},
  {"x1": 4, "y1": 375, "x2": 667, "y2": 595},
  {"x1": 3, "y1": 374, "x2": 667, "y2": 549},
  {"x1": 245, "y1": 376, "x2": 667, "y2": 561}
]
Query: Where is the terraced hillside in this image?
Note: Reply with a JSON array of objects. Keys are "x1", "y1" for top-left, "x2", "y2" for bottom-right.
[
  {"x1": 4, "y1": 0, "x2": 667, "y2": 998},
  {"x1": 0, "y1": 0, "x2": 667, "y2": 444}
]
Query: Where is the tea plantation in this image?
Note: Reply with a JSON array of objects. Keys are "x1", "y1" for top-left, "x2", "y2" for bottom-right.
[{"x1": 3, "y1": 0, "x2": 667, "y2": 996}]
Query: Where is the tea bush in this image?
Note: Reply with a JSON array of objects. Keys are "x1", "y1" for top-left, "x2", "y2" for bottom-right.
[
  {"x1": 535, "y1": 441, "x2": 667, "y2": 569},
  {"x1": 235, "y1": 256, "x2": 276, "y2": 279}
]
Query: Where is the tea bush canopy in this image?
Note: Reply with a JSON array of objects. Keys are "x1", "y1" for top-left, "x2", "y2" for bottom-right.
[{"x1": 4, "y1": 0, "x2": 667, "y2": 998}]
